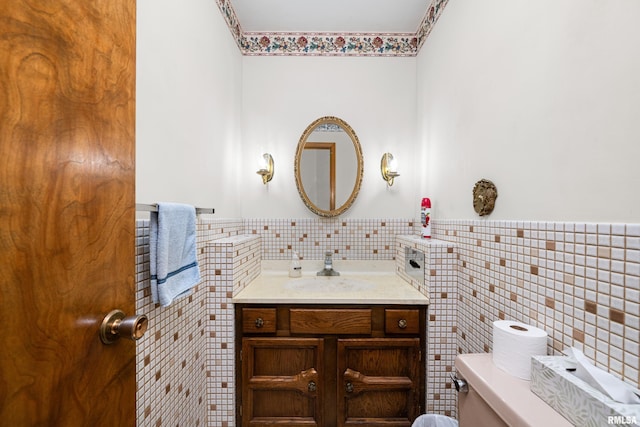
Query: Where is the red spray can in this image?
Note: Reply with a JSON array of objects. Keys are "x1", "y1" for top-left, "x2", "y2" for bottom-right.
[{"x1": 421, "y1": 198, "x2": 431, "y2": 239}]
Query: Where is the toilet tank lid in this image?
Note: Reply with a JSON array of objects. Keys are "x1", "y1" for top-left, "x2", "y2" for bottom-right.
[{"x1": 455, "y1": 353, "x2": 571, "y2": 427}]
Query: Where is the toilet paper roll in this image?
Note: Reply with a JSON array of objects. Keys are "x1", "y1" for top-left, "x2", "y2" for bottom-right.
[{"x1": 492, "y1": 320, "x2": 548, "y2": 380}]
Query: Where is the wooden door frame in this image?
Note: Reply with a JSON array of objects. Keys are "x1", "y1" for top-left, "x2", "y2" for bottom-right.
[{"x1": 303, "y1": 142, "x2": 336, "y2": 210}]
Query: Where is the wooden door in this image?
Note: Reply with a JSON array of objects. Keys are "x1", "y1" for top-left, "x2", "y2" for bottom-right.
[
  {"x1": 242, "y1": 338, "x2": 324, "y2": 426},
  {"x1": 0, "y1": 1, "x2": 136, "y2": 426},
  {"x1": 337, "y1": 338, "x2": 421, "y2": 427}
]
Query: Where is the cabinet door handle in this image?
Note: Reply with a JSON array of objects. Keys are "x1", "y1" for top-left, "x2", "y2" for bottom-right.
[
  {"x1": 307, "y1": 381, "x2": 317, "y2": 392},
  {"x1": 398, "y1": 319, "x2": 407, "y2": 329},
  {"x1": 343, "y1": 367, "x2": 413, "y2": 395},
  {"x1": 254, "y1": 317, "x2": 264, "y2": 328}
]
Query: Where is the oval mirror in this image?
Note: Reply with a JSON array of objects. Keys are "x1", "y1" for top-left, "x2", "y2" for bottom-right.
[{"x1": 294, "y1": 116, "x2": 364, "y2": 217}]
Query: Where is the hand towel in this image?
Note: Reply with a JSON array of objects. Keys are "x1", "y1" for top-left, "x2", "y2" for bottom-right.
[{"x1": 149, "y1": 203, "x2": 201, "y2": 307}]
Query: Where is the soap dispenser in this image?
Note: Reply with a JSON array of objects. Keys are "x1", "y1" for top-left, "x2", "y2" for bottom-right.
[{"x1": 289, "y1": 251, "x2": 302, "y2": 278}]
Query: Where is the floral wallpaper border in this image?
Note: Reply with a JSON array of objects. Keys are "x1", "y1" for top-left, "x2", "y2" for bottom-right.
[{"x1": 216, "y1": 0, "x2": 449, "y2": 57}]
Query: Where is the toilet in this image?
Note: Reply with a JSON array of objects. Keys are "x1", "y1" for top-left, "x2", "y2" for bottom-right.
[
  {"x1": 453, "y1": 353, "x2": 572, "y2": 427},
  {"x1": 414, "y1": 353, "x2": 572, "y2": 427}
]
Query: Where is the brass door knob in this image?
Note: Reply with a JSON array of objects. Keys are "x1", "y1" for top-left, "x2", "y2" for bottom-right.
[{"x1": 100, "y1": 309, "x2": 148, "y2": 344}]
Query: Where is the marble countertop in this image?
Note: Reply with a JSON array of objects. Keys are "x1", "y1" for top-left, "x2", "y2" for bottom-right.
[{"x1": 232, "y1": 260, "x2": 429, "y2": 305}]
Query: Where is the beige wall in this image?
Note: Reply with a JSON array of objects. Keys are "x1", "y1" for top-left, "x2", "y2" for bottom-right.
[
  {"x1": 240, "y1": 56, "x2": 418, "y2": 218},
  {"x1": 136, "y1": 0, "x2": 243, "y2": 217},
  {"x1": 417, "y1": 0, "x2": 640, "y2": 222},
  {"x1": 137, "y1": 0, "x2": 640, "y2": 222}
]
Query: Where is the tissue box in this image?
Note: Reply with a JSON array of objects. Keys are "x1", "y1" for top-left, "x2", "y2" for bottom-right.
[{"x1": 530, "y1": 356, "x2": 640, "y2": 427}]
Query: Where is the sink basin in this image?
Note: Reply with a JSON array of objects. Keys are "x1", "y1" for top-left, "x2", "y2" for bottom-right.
[
  {"x1": 232, "y1": 259, "x2": 430, "y2": 305},
  {"x1": 284, "y1": 276, "x2": 375, "y2": 292},
  {"x1": 233, "y1": 260, "x2": 429, "y2": 305}
]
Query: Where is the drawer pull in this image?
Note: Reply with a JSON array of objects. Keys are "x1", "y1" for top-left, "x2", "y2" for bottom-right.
[
  {"x1": 385, "y1": 309, "x2": 419, "y2": 334},
  {"x1": 308, "y1": 381, "x2": 317, "y2": 392},
  {"x1": 345, "y1": 382, "x2": 354, "y2": 393},
  {"x1": 242, "y1": 308, "x2": 276, "y2": 333}
]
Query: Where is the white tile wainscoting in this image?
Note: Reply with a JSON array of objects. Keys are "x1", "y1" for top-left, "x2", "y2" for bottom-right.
[{"x1": 134, "y1": 218, "x2": 640, "y2": 426}]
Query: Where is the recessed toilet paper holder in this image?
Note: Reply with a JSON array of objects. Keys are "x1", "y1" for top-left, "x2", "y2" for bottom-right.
[{"x1": 404, "y1": 247, "x2": 425, "y2": 280}]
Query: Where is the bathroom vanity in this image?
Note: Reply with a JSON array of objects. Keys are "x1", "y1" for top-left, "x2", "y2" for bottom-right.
[{"x1": 233, "y1": 262, "x2": 429, "y2": 427}]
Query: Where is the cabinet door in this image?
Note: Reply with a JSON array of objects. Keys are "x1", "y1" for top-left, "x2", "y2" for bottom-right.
[
  {"x1": 337, "y1": 338, "x2": 421, "y2": 427},
  {"x1": 242, "y1": 337, "x2": 324, "y2": 426}
]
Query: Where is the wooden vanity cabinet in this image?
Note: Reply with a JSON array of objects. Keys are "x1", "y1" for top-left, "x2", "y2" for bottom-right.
[{"x1": 236, "y1": 305, "x2": 426, "y2": 427}]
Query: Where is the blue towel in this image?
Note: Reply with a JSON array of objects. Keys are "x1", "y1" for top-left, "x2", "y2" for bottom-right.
[{"x1": 149, "y1": 203, "x2": 201, "y2": 307}]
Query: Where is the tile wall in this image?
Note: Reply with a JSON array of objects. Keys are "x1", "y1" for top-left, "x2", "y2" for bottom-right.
[
  {"x1": 244, "y1": 218, "x2": 414, "y2": 260},
  {"x1": 204, "y1": 234, "x2": 261, "y2": 425},
  {"x1": 434, "y1": 220, "x2": 640, "y2": 389},
  {"x1": 135, "y1": 218, "x2": 244, "y2": 427},
  {"x1": 135, "y1": 217, "x2": 640, "y2": 426},
  {"x1": 396, "y1": 236, "x2": 458, "y2": 417}
]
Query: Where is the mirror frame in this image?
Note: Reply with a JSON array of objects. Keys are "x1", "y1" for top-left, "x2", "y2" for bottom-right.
[{"x1": 294, "y1": 116, "x2": 364, "y2": 217}]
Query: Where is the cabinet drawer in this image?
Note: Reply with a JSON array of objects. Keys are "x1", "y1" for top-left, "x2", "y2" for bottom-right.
[
  {"x1": 385, "y1": 309, "x2": 420, "y2": 334},
  {"x1": 290, "y1": 309, "x2": 371, "y2": 335},
  {"x1": 242, "y1": 308, "x2": 276, "y2": 333}
]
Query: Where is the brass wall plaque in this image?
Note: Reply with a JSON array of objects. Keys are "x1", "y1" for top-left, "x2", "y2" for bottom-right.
[{"x1": 472, "y1": 179, "x2": 498, "y2": 216}]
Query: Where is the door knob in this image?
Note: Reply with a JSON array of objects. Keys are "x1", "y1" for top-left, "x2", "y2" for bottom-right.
[{"x1": 100, "y1": 309, "x2": 148, "y2": 344}]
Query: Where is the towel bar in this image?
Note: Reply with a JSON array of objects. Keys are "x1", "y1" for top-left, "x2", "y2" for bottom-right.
[{"x1": 136, "y1": 203, "x2": 215, "y2": 215}]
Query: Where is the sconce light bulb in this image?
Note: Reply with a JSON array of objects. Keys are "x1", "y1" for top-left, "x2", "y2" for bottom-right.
[
  {"x1": 381, "y1": 152, "x2": 400, "y2": 186},
  {"x1": 389, "y1": 157, "x2": 398, "y2": 173},
  {"x1": 256, "y1": 153, "x2": 274, "y2": 184}
]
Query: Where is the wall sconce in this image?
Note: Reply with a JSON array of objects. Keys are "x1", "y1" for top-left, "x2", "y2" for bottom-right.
[
  {"x1": 256, "y1": 153, "x2": 274, "y2": 184},
  {"x1": 380, "y1": 152, "x2": 400, "y2": 186}
]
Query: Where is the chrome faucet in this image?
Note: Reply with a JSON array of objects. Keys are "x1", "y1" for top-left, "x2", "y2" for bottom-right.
[{"x1": 317, "y1": 251, "x2": 340, "y2": 276}]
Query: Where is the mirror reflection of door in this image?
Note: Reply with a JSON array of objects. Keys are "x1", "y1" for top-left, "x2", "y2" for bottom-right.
[{"x1": 301, "y1": 142, "x2": 336, "y2": 211}]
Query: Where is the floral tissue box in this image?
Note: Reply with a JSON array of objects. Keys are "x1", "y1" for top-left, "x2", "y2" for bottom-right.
[{"x1": 530, "y1": 355, "x2": 640, "y2": 427}]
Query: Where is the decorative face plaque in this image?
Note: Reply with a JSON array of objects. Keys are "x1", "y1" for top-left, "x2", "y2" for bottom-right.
[{"x1": 472, "y1": 179, "x2": 498, "y2": 216}]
